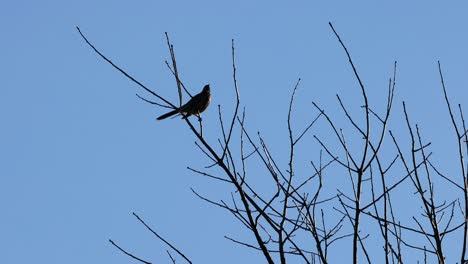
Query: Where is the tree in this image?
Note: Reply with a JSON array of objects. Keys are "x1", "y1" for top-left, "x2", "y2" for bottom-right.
[{"x1": 77, "y1": 22, "x2": 468, "y2": 264}]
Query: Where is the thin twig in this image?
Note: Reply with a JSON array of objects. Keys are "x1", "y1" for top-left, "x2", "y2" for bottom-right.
[{"x1": 109, "y1": 239, "x2": 152, "y2": 264}]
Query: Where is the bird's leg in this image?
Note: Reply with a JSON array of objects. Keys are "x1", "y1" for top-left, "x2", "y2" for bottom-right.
[
  {"x1": 197, "y1": 114, "x2": 203, "y2": 137},
  {"x1": 196, "y1": 114, "x2": 202, "y2": 122}
]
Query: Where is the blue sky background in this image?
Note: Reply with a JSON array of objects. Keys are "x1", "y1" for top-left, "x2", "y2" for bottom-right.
[{"x1": 2, "y1": 1, "x2": 468, "y2": 263}]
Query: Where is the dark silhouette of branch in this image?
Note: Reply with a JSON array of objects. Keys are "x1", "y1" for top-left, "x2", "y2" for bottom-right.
[
  {"x1": 438, "y1": 61, "x2": 468, "y2": 264},
  {"x1": 109, "y1": 239, "x2": 152, "y2": 264},
  {"x1": 76, "y1": 27, "x2": 175, "y2": 109},
  {"x1": 402, "y1": 102, "x2": 445, "y2": 263},
  {"x1": 167, "y1": 250, "x2": 176, "y2": 264},
  {"x1": 165, "y1": 32, "x2": 190, "y2": 105},
  {"x1": 133, "y1": 212, "x2": 193, "y2": 264}
]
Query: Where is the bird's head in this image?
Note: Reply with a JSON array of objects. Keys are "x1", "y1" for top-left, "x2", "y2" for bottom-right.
[{"x1": 203, "y1": 84, "x2": 210, "y2": 94}]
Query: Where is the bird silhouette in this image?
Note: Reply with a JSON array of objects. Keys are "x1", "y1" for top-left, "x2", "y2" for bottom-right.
[{"x1": 157, "y1": 84, "x2": 211, "y2": 120}]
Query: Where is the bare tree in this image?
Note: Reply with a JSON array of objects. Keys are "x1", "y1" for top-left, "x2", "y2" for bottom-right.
[{"x1": 77, "y1": 22, "x2": 468, "y2": 264}]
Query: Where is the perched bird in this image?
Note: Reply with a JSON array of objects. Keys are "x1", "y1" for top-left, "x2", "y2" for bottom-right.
[{"x1": 157, "y1": 84, "x2": 211, "y2": 120}]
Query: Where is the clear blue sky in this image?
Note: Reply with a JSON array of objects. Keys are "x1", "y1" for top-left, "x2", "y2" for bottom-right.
[{"x1": 2, "y1": 1, "x2": 468, "y2": 263}]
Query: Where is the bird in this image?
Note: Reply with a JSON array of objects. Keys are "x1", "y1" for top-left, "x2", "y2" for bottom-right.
[{"x1": 157, "y1": 84, "x2": 211, "y2": 120}]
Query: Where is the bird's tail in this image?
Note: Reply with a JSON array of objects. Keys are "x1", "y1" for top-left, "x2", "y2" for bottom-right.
[{"x1": 157, "y1": 109, "x2": 179, "y2": 120}]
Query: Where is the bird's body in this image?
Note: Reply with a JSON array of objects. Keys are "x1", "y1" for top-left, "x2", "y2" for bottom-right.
[{"x1": 157, "y1": 84, "x2": 211, "y2": 120}]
